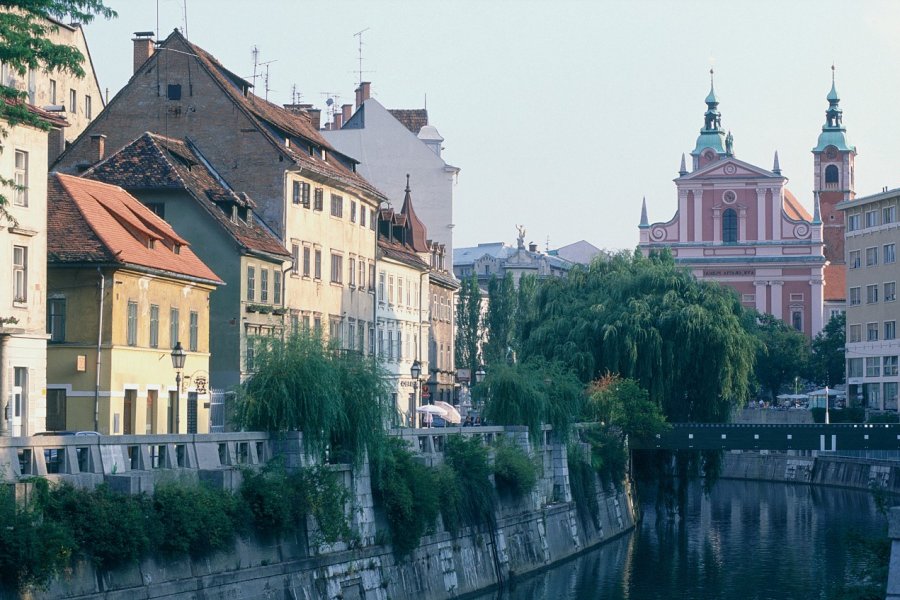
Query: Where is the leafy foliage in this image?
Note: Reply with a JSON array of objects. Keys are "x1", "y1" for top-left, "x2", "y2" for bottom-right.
[
  {"x1": 749, "y1": 312, "x2": 810, "y2": 400},
  {"x1": 233, "y1": 332, "x2": 391, "y2": 465},
  {"x1": 153, "y1": 481, "x2": 241, "y2": 557},
  {"x1": 443, "y1": 435, "x2": 496, "y2": 529},
  {"x1": 566, "y1": 445, "x2": 600, "y2": 529},
  {"x1": 483, "y1": 272, "x2": 517, "y2": 365},
  {"x1": 580, "y1": 425, "x2": 628, "y2": 486},
  {"x1": 808, "y1": 312, "x2": 846, "y2": 387},
  {"x1": 492, "y1": 438, "x2": 538, "y2": 499},
  {"x1": 455, "y1": 274, "x2": 483, "y2": 376},
  {"x1": 585, "y1": 374, "x2": 670, "y2": 447}
]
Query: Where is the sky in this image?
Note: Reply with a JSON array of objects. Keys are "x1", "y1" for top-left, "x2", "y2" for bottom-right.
[{"x1": 80, "y1": 0, "x2": 900, "y2": 253}]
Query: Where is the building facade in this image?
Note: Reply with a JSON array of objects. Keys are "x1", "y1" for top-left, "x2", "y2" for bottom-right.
[
  {"x1": 453, "y1": 232, "x2": 574, "y2": 292},
  {"x1": 638, "y1": 75, "x2": 836, "y2": 338},
  {"x1": 837, "y1": 189, "x2": 900, "y2": 411},
  {"x1": 427, "y1": 242, "x2": 459, "y2": 405},
  {"x1": 47, "y1": 174, "x2": 222, "y2": 435}
]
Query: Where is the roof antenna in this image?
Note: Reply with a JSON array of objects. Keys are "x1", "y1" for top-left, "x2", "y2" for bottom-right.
[
  {"x1": 353, "y1": 28, "x2": 371, "y2": 88},
  {"x1": 250, "y1": 45, "x2": 259, "y2": 90},
  {"x1": 182, "y1": 0, "x2": 189, "y2": 40}
]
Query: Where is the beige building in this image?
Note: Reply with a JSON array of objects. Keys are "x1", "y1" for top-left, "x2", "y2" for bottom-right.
[
  {"x1": 47, "y1": 174, "x2": 222, "y2": 435},
  {"x1": 427, "y1": 242, "x2": 459, "y2": 405},
  {"x1": 0, "y1": 106, "x2": 66, "y2": 436},
  {"x1": 837, "y1": 189, "x2": 900, "y2": 411}
]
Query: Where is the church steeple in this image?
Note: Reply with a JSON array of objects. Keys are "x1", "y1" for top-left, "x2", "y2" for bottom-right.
[
  {"x1": 813, "y1": 65, "x2": 855, "y2": 153},
  {"x1": 639, "y1": 197, "x2": 649, "y2": 228},
  {"x1": 691, "y1": 69, "x2": 727, "y2": 169}
]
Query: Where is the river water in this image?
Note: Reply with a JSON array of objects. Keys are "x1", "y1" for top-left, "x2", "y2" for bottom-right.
[{"x1": 473, "y1": 479, "x2": 888, "y2": 600}]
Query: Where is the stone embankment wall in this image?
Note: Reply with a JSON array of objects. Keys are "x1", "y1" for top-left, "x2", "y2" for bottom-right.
[
  {"x1": 721, "y1": 451, "x2": 899, "y2": 493},
  {"x1": 1, "y1": 427, "x2": 635, "y2": 600}
]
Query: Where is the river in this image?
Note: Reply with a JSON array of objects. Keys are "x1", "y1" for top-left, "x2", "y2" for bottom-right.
[{"x1": 473, "y1": 479, "x2": 888, "y2": 600}]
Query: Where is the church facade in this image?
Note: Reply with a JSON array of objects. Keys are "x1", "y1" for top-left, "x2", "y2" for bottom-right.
[{"x1": 639, "y1": 72, "x2": 853, "y2": 338}]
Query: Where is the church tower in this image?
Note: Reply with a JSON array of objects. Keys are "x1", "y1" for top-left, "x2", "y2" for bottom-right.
[
  {"x1": 812, "y1": 67, "x2": 856, "y2": 267},
  {"x1": 690, "y1": 69, "x2": 731, "y2": 170}
]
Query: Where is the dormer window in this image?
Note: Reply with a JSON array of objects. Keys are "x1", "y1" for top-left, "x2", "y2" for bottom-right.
[
  {"x1": 148, "y1": 239, "x2": 156, "y2": 249},
  {"x1": 174, "y1": 244, "x2": 181, "y2": 255}
]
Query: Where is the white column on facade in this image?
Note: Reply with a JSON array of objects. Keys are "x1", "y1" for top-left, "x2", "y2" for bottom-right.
[
  {"x1": 678, "y1": 189, "x2": 689, "y2": 241},
  {"x1": 810, "y1": 276, "x2": 824, "y2": 337},
  {"x1": 770, "y1": 280, "x2": 784, "y2": 319},
  {"x1": 693, "y1": 192, "x2": 703, "y2": 242},
  {"x1": 756, "y1": 188, "x2": 767, "y2": 241},
  {"x1": 712, "y1": 208, "x2": 721, "y2": 243},
  {"x1": 738, "y1": 206, "x2": 747, "y2": 242},
  {"x1": 771, "y1": 188, "x2": 782, "y2": 241},
  {"x1": 755, "y1": 281, "x2": 767, "y2": 314}
]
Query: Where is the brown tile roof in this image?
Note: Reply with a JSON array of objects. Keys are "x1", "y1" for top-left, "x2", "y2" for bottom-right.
[
  {"x1": 84, "y1": 132, "x2": 289, "y2": 260},
  {"x1": 783, "y1": 189, "x2": 812, "y2": 221},
  {"x1": 48, "y1": 173, "x2": 223, "y2": 284},
  {"x1": 166, "y1": 31, "x2": 386, "y2": 202},
  {"x1": 824, "y1": 263, "x2": 846, "y2": 302},
  {"x1": 388, "y1": 109, "x2": 428, "y2": 134},
  {"x1": 4, "y1": 99, "x2": 68, "y2": 128},
  {"x1": 400, "y1": 179, "x2": 429, "y2": 253},
  {"x1": 378, "y1": 239, "x2": 430, "y2": 270}
]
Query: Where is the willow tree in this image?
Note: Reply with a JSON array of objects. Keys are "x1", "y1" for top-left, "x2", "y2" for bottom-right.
[{"x1": 522, "y1": 249, "x2": 756, "y2": 423}]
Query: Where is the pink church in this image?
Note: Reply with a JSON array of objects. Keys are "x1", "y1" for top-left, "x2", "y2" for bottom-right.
[{"x1": 638, "y1": 72, "x2": 850, "y2": 338}]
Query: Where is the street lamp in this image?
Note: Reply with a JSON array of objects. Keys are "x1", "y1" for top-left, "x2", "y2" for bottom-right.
[
  {"x1": 474, "y1": 365, "x2": 485, "y2": 385},
  {"x1": 473, "y1": 365, "x2": 486, "y2": 424},
  {"x1": 411, "y1": 359, "x2": 421, "y2": 427},
  {"x1": 171, "y1": 341, "x2": 186, "y2": 434}
]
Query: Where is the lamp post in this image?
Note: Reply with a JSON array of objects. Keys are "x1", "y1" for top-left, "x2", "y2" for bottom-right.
[
  {"x1": 410, "y1": 360, "x2": 422, "y2": 427},
  {"x1": 474, "y1": 365, "x2": 486, "y2": 424},
  {"x1": 171, "y1": 341, "x2": 186, "y2": 434}
]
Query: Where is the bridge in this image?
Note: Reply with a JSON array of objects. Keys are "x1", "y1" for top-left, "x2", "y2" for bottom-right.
[{"x1": 631, "y1": 423, "x2": 900, "y2": 452}]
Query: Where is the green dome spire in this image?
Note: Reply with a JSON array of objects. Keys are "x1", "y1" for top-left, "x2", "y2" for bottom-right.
[{"x1": 813, "y1": 65, "x2": 854, "y2": 153}]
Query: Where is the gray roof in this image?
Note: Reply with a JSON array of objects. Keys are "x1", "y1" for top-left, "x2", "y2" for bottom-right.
[{"x1": 454, "y1": 242, "x2": 573, "y2": 270}]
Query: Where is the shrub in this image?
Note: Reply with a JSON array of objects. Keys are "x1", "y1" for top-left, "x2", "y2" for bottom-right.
[
  {"x1": 869, "y1": 412, "x2": 899, "y2": 424},
  {"x1": 444, "y1": 435, "x2": 495, "y2": 529},
  {"x1": 492, "y1": 439, "x2": 538, "y2": 499},
  {"x1": 811, "y1": 407, "x2": 865, "y2": 423},
  {"x1": 290, "y1": 466, "x2": 353, "y2": 546},
  {"x1": 581, "y1": 424, "x2": 628, "y2": 487},
  {"x1": 566, "y1": 445, "x2": 600, "y2": 529},
  {"x1": 435, "y1": 465, "x2": 463, "y2": 535},
  {"x1": 153, "y1": 481, "x2": 240, "y2": 557}
]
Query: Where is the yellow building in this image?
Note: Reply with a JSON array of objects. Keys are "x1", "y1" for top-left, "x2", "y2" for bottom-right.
[{"x1": 46, "y1": 173, "x2": 222, "y2": 434}]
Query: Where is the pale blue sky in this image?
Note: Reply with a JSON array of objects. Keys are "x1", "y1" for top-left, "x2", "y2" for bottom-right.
[{"x1": 82, "y1": 0, "x2": 900, "y2": 253}]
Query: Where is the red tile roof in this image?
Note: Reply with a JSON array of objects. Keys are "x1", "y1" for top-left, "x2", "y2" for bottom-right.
[
  {"x1": 824, "y1": 263, "x2": 846, "y2": 302},
  {"x1": 3, "y1": 99, "x2": 68, "y2": 128},
  {"x1": 48, "y1": 173, "x2": 223, "y2": 284},
  {"x1": 784, "y1": 189, "x2": 812, "y2": 221},
  {"x1": 388, "y1": 109, "x2": 428, "y2": 134},
  {"x1": 84, "y1": 132, "x2": 289, "y2": 260},
  {"x1": 400, "y1": 180, "x2": 429, "y2": 253}
]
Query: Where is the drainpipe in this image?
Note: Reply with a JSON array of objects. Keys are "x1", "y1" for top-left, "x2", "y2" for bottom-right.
[
  {"x1": 281, "y1": 259, "x2": 293, "y2": 342},
  {"x1": 94, "y1": 268, "x2": 105, "y2": 433},
  {"x1": 0, "y1": 333, "x2": 9, "y2": 436}
]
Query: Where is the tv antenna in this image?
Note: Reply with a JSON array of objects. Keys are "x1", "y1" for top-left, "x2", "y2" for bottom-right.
[
  {"x1": 290, "y1": 84, "x2": 303, "y2": 105},
  {"x1": 261, "y1": 60, "x2": 276, "y2": 101},
  {"x1": 353, "y1": 28, "x2": 374, "y2": 87}
]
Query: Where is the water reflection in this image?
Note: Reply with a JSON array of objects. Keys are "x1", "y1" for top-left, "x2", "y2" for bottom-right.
[{"x1": 472, "y1": 480, "x2": 886, "y2": 600}]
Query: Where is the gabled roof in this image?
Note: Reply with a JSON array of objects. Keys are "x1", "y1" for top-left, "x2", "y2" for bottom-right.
[
  {"x1": 388, "y1": 109, "x2": 428, "y2": 134},
  {"x1": 84, "y1": 132, "x2": 289, "y2": 260},
  {"x1": 48, "y1": 173, "x2": 222, "y2": 284},
  {"x1": 783, "y1": 189, "x2": 812, "y2": 221},
  {"x1": 677, "y1": 156, "x2": 782, "y2": 181}
]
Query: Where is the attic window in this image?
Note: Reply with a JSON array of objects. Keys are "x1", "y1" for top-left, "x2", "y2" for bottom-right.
[
  {"x1": 174, "y1": 244, "x2": 181, "y2": 255},
  {"x1": 148, "y1": 239, "x2": 156, "y2": 249},
  {"x1": 308, "y1": 145, "x2": 314, "y2": 157},
  {"x1": 321, "y1": 149, "x2": 326, "y2": 160},
  {"x1": 167, "y1": 84, "x2": 182, "y2": 100},
  {"x1": 285, "y1": 138, "x2": 290, "y2": 148}
]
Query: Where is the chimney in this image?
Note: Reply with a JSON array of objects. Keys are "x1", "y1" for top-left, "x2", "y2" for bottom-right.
[
  {"x1": 341, "y1": 103, "x2": 352, "y2": 125},
  {"x1": 355, "y1": 86, "x2": 362, "y2": 109},
  {"x1": 333, "y1": 112, "x2": 343, "y2": 129},
  {"x1": 132, "y1": 31, "x2": 155, "y2": 74},
  {"x1": 89, "y1": 134, "x2": 106, "y2": 162},
  {"x1": 528, "y1": 242, "x2": 538, "y2": 252},
  {"x1": 359, "y1": 81, "x2": 371, "y2": 103},
  {"x1": 308, "y1": 108, "x2": 321, "y2": 130}
]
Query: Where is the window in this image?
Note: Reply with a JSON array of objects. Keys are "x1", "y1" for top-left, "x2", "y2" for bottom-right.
[
  {"x1": 314, "y1": 249, "x2": 322, "y2": 279},
  {"x1": 46, "y1": 389, "x2": 66, "y2": 432},
  {"x1": 886, "y1": 282, "x2": 897, "y2": 302},
  {"x1": 291, "y1": 244, "x2": 300, "y2": 275},
  {"x1": 369, "y1": 325, "x2": 375, "y2": 355},
  {"x1": 848, "y1": 357, "x2": 863, "y2": 378},
  {"x1": 886, "y1": 244, "x2": 896, "y2": 264},
  {"x1": 866, "y1": 356, "x2": 881, "y2": 378},
  {"x1": 48, "y1": 298, "x2": 66, "y2": 343},
  {"x1": 791, "y1": 310, "x2": 803, "y2": 332},
  {"x1": 189, "y1": 311, "x2": 199, "y2": 352},
  {"x1": 246, "y1": 335, "x2": 256, "y2": 372},
  {"x1": 868, "y1": 322, "x2": 879, "y2": 342},
  {"x1": 370, "y1": 264, "x2": 376, "y2": 292},
  {"x1": 361, "y1": 207, "x2": 367, "y2": 228},
  {"x1": 303, "y1": 247, "x2": 311, "y2": 277},
  {"x1": 885, "y1": 356, "x2": 899, "y2": 377},
  {"x1": 170, "y1": 308, "x2": 180, "y2": 348},
  {"x1": 379, "y1": 271, "x2": 386, "y2": 299},
  {"x1": 377, "y1": 328, "x2": 384, "y2": 356},
  {"x1": 149, "y1": 304, "x2": 159, "y2": 348},
  {"x1": 358, "y1": 260, "x2": 366, "y2": 290},
  {"x1": 722, "y1": 208, "x2": 738, "y2": 243},
  {"x1": 867, "y1": 284, "x2": 879, "y2": 304},
  {"x1": 848, "y1": 214, "x2": 861, "y2": 232},
  {"x1": 884, "y1": 205, "x2": 896, "y2": 225},
  {"x1": 14, "y1": 150, "x2": 27, "y2": 206},
  {"x1": 350, "y1": 200, "x2": 357, "y2": 223},
  {"x1": 49, "y1": 79, "x2": 57, "y2": 104},
  {"x1": 85, "y1": 95, "x2": 92, "y2": 119},
  {"x1": 866, "y1": 210, "x2": 878, "y2": 228},
  {"x1": 69, "y1": 89, "x2": 76, "y2": 113},
  {"x1": 330, "y1": 194, "x2": 343, "y2": 217},
  {"x1": 329, "y1": 319, "x2": 340, "y2": 342},
  {"x1": 260, "y1": 268, "x2": 269, "y2": 303},
  {"x1": 370, "y1": 209, "x2": 376, "y2": 230},
  {"x1": 387, "y1": 330, "x2": 394, "y2": 360},
  {"x1": 849, "y1": 324, "x2": 861, "y2": 343},
  {"x1": 293, "y1": 181, "x2": 310, "y2": 206},
  {"x1": 331, "y1": 253, "x2": 343, "y2": 284},
  {"x1": 167, "y1": 84, "x2": 182, "y2": 100},
  {"x1": 398, "y1": 278, "x2": 404, "y2": 307},
  {"x1": 247, "y1": 266, "x2": 256, "y2": 301},
  {"x1": 866, "y1": 247, "x2": 878, "y2": 267},
  {"x1": 397, "y1": 331, "x2": 403, "y2": 361},
  {"x1": 348, "y1": 321, "x2": 356, "y2": 350},
  {"x1": 388, "y1": 276, "x2": 394, "y2": 304},
  {"x1": 349, "y1": 257, "x2": 356, "y2": 287},
  {"x1": 13, "y1": 246, "x2": 27, "y2": 302},
  {"x1": 274, "y1": 271, "x2": 282, "y2": 304},
  {"x1": 789, "y1": 293, "x2": 804, "y2": 302},
  {"x1": 314, "y1": 188, "x2": 324, "y2": 211},
  {"x1": 358, "y1": 321, "x2": 366, "y2": 354},
  {"x1": 127, "y1": 301, "x2": 138, "y2": 346},
  {"x1": 825, "y1": 164, "x2": 839, "y2": 184},
  {"x1": 886, "y1": 321, "x2": 896, "y2": 341},
  {"x1": 849, "y1": 250, "x2": 860, "y2": 269},
  {"x1": 849, "y1": 287, "x2": 861, "y2": 305}
]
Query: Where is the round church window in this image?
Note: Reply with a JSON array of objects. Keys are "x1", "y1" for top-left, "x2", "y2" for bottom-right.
[{"x1": 723, "y1": 190, "x2": 737, "y2": 204}]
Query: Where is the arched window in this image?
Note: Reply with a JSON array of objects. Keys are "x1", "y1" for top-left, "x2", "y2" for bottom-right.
[
  {"x1": 825, "y1": 164, "x2": 839, "y2": 184},
  {"x1": 792, "y1": 310, "x2": 803, "y2": 332},
  {"x1": 722, "y1": 208, "x2": 738, "y2": 243}
]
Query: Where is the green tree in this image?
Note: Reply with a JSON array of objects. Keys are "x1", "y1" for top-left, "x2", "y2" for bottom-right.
[
  {"x1": 514, "y1": 274, "x2": 538, "y2": 355},
  {"x1": 750, "y1": 312, "x2": 810, "y2": 400},
  {"x1": 585, "y1": 374, "x2": 670, "y2": 447},
  {"x1": 522, "y1": 249, "x2": 756, "y2": 423},
  {"x1": 454, "y1": 273, "x2": 482, "y2": 376},
  {"x1": 482, "y1": 272, "x2": 516, "y2": 365},
  {"x1": 0, "y1": 1, "x2": 115, "y2": 217},
  {"x1": 808, "y1": 312, "x2": 846, "y2": 386}
]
